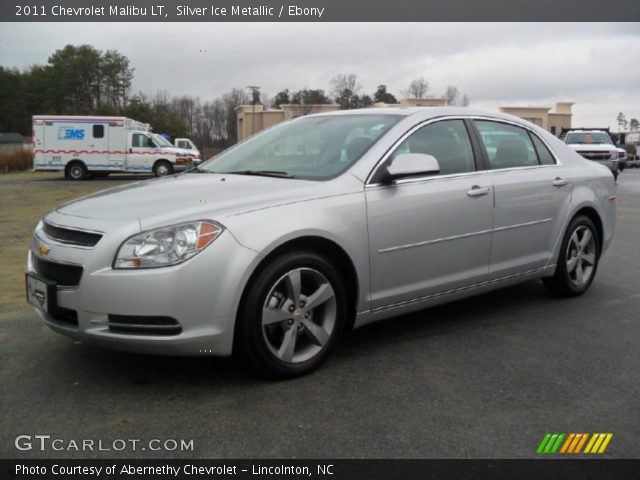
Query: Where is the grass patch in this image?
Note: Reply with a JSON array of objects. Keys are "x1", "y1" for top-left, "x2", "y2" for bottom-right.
[
  {"x1": 0, "y1": 149, "x2": 33, "y2": 173},
  {"x1": 0, "y1": 172, "x2": 137, "y2": 314}
]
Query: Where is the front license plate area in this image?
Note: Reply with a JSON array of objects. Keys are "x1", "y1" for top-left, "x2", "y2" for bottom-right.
[{"x1": 26, "y1": 273, "x2": 57, "y2": 313}]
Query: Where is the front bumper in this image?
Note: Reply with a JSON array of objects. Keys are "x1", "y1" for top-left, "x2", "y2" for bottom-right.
[
  {"x1": 27, "y1": 213, "x2": 260, "y2": 356},
  {"x1": 172, "y1": 162, "x2": 193, "y2": 172}
]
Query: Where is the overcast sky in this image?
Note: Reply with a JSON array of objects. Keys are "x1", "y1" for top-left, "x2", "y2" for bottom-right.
[{"x1": 1, "y1": 22, "x2": 639, "y2": 128}]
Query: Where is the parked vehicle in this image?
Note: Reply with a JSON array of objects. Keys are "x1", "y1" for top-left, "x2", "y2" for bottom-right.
[
  {"x1": 174, "y1": 138, "x2": 201, "y2": 163},
  {"x1": 32, "y1": 116, "x2": 194, "y2": 179},
  {"x1": 27, "y1": 108, "x2": 616, "y2": 377},
  {"x1": 616, "y1": 147, "x2": 627, "y2": 171},
  {"x1": 563, "y1": 130, "x2": 620, "y2": 181}
]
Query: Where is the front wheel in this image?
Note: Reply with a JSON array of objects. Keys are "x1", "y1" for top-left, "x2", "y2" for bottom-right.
[
  {"x1": 153, "y1": 160, "x2": 173, "y2": 177},
  {"x1": 237, "y1": 251, "x2": 348, "y2": 378},
  {"x1": 543, "y1": 215, "x2": 600, "y2": 297}
]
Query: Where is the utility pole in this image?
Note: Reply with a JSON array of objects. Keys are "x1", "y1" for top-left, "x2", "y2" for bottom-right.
[{"x1": 246, "y1": 85, "x2": 261, "y2": 135}]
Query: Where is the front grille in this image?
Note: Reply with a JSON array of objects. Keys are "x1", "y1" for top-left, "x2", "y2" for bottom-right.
[
  {"x1": 107, "y1": 315, "x2": 182, "y2": 336},
  {"x1": 33, "y1": 256, "x2": 83, "y2": 287},
  {"x1": 43, "y1": 222, "x2": 102, "y2": 247},
  {"x1": 578, "y1": 151, "x2": 611, "y2": 161}
]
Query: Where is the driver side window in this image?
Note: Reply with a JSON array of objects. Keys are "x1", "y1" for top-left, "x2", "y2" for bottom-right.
[
  {"x1": 132, "y1": 133, "x2": 148, "y2": 148},
  {"x1": 392, "y1": 120, "x2": 476, "y2": 175}
]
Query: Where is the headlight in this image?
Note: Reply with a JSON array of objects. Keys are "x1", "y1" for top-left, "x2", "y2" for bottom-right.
[
  {"x1": 114, "y1": 221, "x2": 223, "y2": 269},
  {"x1": 610, "y1": 151, "x2": 619, "y2": 160}
]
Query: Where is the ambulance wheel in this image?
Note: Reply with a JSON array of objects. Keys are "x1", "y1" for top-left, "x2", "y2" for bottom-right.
[
  {"x1": 153, "y1": 161, "x2": 173, "y2": 177},
  {"x1": 65, "y1": 161, "x2": 88, "y2": 181}
]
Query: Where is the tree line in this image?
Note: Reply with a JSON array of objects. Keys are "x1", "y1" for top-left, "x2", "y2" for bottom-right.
[{"x1": 0, "y1": 44, "x2": 471, "y2": 148}]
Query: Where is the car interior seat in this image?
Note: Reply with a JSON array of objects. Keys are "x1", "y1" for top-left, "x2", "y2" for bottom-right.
[
  {"x1": 408, "y1": 129, "x2": 471, "y2": 175},
  {"x1": 494, "y1": 138, "x2": 531, "y2": 169}
]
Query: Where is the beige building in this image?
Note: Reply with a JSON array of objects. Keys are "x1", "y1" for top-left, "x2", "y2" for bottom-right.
[
  {"x1": 372, "y1": 97, "x2": 448, "y2": 108},
  {"x1": 236, "y1": 104, "x2": 340, "y2": 141},
  {"x1": 499, "y1": 102, "x2": 573, "y2": 136},
  {"x1": 235, "y1": 99, "x2": 574, "y2": 141}
]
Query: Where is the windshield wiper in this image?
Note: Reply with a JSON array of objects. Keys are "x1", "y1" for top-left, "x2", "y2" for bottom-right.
[
  {"x1": 224, "y1": 170, "x2": 297, "y2": 179},
  {"x1": 186, "y1": 166, "x2": 212, "y2": 173}
]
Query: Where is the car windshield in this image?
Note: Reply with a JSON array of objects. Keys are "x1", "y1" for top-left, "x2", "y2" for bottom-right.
[
  {"x1": 199, "y1": 114, "x2": 401, "y2": 180},
  {"x1": 565, "y1": 132, "x2": 612, "y2": 145},
  {"x1": 153, "y1": 134, "x2": 174, "y2": 147}
]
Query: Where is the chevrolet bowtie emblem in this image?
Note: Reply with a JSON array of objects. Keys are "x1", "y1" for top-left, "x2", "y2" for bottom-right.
[{"x1": 38, "y1": 245, "x2": 50, "y2": 256}]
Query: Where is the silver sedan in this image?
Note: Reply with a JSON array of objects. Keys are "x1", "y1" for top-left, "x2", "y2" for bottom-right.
[{"x1": 27, "y1": 108, "x2": 617, "y2": 377}]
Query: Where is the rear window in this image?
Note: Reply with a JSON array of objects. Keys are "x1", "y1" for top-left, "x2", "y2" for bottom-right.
[{"x1": 530, "y1": 134, "x2": 556, "y2": 165}]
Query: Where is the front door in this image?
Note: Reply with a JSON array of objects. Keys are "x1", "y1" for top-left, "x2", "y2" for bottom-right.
[
  {"x1": 126, "y1": 132, "x2": 154, "y2": 173},
  {"x1": 366, "y1": 119, "x2": 495, "y2": 311}
]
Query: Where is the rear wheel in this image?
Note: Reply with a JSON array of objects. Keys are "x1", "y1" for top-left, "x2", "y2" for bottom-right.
[
  {"x1": 153, "y1": 160, "x2": 173, "y2": 177},
  {"x1": 65, "y1": 161, "x2": 87, "y2": 181},
  {"x1": 237, "y1": 251, "x2": 347, "y2": 378},
  {"x1": 543, "y1": 215, "x2": 600, "y2": 297}
]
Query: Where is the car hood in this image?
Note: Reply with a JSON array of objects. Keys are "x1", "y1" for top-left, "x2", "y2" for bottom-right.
[
  {"x1": 55, "y1": 173, "x2": 339, "y2": 224},
  {"x1": 567, "y1": 144, "x2": 616, "y2": 152}
]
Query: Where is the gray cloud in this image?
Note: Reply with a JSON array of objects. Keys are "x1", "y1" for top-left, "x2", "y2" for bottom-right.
[{"x1": 1, "y1": 22, "x2": 639, "y2": 127}]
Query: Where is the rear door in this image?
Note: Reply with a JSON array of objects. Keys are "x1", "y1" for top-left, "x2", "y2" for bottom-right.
[
  {"x1": 472, "y1": 119, "x2": 573, "y2": 278},
  {"x1": 88, "y1": 123, "x2": 109, "y2": 170}
]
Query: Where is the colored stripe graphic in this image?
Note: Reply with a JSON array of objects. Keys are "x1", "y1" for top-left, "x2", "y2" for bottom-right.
[
  {"x1": 537, "y1": 433, "x2": 565, "y2": 454},
  {"x1": 537, "y1": 433, "x2": 613, "y2": 454},
  {"x1": 585, "y1": 433, "x2": 613, "y2": 454}
]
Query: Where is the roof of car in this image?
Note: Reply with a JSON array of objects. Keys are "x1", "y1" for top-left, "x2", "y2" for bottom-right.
[{"x1": 307, "y1": 106, "x2": 539, "y2": 126}]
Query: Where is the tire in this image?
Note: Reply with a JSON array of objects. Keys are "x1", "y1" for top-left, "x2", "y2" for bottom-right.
[
  {"x1": 543, "y1": 215, "x2": 600, "y2": 297},
  {"x1": 153, "y1": 160, "x2": 173, "y2": 177},
  {"x1": 65, "y1": 161, "x2": 87, "y2": 181},
  {"x1": 237, "y1": 251, "x2": 348, "y2": 378}
]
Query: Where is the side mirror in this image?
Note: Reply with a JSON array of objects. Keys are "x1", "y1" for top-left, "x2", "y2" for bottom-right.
[{"x1": 384, "y1": 153, "x2": 440, "y2": 182}]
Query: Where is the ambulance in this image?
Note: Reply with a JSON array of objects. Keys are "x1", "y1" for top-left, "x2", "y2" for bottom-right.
[{"x1": 32, "y1": 116, "x2": 194, "y2": 180}]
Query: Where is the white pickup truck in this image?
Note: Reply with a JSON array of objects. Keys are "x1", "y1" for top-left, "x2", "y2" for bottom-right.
[
  {"x1": 33, "y1": 116, "x2": 194, "y2": 180},
  {"x1": 174, "y1": 137, "x2": 201, "y2": 163},
  {"x1": 564, "y1": 130, "x2": 620, "y2": 181}
]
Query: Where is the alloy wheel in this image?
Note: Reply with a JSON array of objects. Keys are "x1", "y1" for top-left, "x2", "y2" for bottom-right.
[
  {"x1": 565, "y1": 225, "x2": 597, "y2": 289},
  {"x1": 261, "y1": 267, "x2": 337, "y2": 364}
]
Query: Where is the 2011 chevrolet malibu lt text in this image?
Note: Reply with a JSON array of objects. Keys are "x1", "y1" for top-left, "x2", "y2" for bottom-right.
[{"x1": 26, "y1": 108, "x2": 617, "y2": 377}]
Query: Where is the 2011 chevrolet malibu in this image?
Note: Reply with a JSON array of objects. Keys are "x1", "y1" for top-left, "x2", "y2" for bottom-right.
[{"x1": 26, "y1": 108, "x2": 617, "y2": 377}]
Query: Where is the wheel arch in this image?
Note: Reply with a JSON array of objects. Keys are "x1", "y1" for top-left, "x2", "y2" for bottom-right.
[{"x1": 233, "y1": 235, "x2": 360, "y2": 353}]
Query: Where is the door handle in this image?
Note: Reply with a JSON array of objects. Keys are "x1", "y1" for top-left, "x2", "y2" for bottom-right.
[
  {"x1": 553, "y1": 177, "x2": 569, "y2": 187},
  {"x1": 467, "y1": 185, "x2": 490, "y2": 197}
]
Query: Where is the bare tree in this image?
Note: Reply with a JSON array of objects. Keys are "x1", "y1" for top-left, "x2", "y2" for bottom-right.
[
  {"x1": 461, "y1": 94, "x2": 470, "y2": 107},
  {"x1": 403, "y1": 76, "x2": 429, "y2": 98},
  {"x1": 445, "y1": 85, "x2": 460, "y2": 106},
  {"x1": 330, "y1": 73, "x2": 362, "y2": 109}
]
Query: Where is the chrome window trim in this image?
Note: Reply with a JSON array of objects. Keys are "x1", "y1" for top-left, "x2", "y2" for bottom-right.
[{"x1": 365, "y1": 115, "x2": 563, "y2": 187}]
